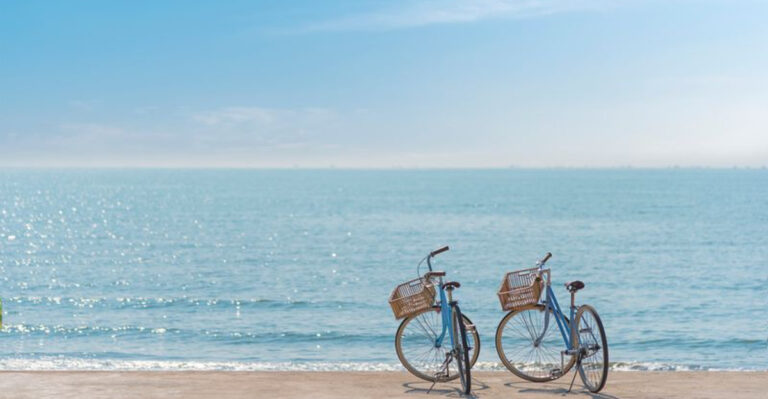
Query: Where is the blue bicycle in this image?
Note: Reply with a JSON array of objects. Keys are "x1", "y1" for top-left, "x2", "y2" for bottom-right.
[
  {"x1": 495, "y1": 253, "x2": 609, "y2": 393},
  {"x1": 391, "y1": 246, "x2": 479, "y2": 395}
]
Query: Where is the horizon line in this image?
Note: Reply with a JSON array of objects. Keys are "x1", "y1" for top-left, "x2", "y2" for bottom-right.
[{"x1": 0, "y1": 166, "x2": 766, "y2": 171}]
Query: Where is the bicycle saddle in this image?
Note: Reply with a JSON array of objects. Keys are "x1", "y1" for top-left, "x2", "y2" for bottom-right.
[
  {"x1": 566, "y1": 280, "x2": 585, "y2": 292},
  {"x1": 442, "y1": 281, "x2": 461, "y2": 290}
]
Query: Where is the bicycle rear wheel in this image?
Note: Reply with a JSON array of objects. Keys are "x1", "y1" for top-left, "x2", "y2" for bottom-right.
[
  {"x1": 495, "y1": 305, "x2": 575, "y2": 382},
  {"x1": 453, "y1": 305, "x2": 471, "y2": 394},
  {"x1": 574, "y1": 304, "x2": 608, "y2": 393},
  {"x1": 395, "y1": 306, "x2": 480, "y2": 382}
]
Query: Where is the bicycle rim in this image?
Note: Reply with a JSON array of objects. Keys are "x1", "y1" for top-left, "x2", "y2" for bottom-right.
[
  {"x1": 454, "y1": 306, "x2": 471, "y2": 394},
  {"x1": 495, "y1": 305, "x2": 575, "y2": 382},
  {"x1": 395, "y1": 307, "x2": 480, "y2": 382},
  {"x1": 574, "y1": 305, "x2": 609, "y2": 393}
]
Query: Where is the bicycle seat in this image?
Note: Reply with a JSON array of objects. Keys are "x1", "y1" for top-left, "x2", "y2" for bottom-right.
[
  {"x1": 566, "y1": 280, "x2": 585, "y2": 292},
  {"x1": 442, "y1": 281, "x2": 461, "y2": 290}
]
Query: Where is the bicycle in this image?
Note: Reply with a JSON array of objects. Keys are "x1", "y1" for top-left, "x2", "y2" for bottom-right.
[
  {"x1": 495, "y1": 253, "x2": 609, "y2": 393},
  {"x1": 389, "y1": 246, "x2": 479, "y2": 395}
]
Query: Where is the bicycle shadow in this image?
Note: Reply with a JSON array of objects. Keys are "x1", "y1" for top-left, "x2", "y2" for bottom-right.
[
  {"x1": 504, "y1": 380, "x2": 620, "y2": 399},
  {"x1": 402, "y1": 377, "x2": 490, "y2": 398}
]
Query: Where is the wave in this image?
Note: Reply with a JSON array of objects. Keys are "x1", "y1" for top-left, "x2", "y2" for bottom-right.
[
  {"x1": 0, "y1": 358, "x2": 762, "y2": 372},
  {"x1": 3, "y1": 296, "x2": 361, "y2": 310},
  {"x1": 0, "y1": 324, "x2": 390, "y2": 344},
  {"x1": 0, "y1": 358, "x2": 405, "y2": 371},
  {"x1": 0, "y1": 324, "x2": 183, "y2": 337},
  {"x1": 472, "y1": 362, "x2": 765, "y2": 372}
]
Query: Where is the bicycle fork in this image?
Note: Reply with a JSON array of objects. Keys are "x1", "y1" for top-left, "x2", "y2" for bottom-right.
[
  {"x1": 429, "y1": 284, "x2": 456, "y2": 387},
  {"x1": 428, "y1": 287, "x2": 475, "y2": 393}
]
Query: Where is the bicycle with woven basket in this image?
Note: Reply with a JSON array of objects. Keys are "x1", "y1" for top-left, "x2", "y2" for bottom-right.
[
  {"x1": 389, "y1": 246, "x2": 479, "y2": 395},
  {"x1": 495, "y1": 253, "x2": 609, "y2": 393}
]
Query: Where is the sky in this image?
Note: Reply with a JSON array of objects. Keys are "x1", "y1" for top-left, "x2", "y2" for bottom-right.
[{"x1": 1, "y1": 0, "x2": 767, "y2": 168}]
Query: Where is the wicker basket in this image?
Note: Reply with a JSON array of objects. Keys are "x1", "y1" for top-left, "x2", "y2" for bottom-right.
[
  {"x1": 389, "y1": 276, "x2": 436, "y2": 319},
  {"x1": 498, "y1": 267, "x2": 543, "y2": 311}
]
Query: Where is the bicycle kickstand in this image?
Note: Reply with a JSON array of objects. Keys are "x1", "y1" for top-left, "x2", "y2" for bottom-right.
[
  {"x1": 567, "y1": 350, "x2": 583, "y2": 393},
  {"x1": 428, "y1": 353, "x2": 453, "y2": 394},
  {"x1": 427, "y1": 380, "x2": 437, "y2": 394}
]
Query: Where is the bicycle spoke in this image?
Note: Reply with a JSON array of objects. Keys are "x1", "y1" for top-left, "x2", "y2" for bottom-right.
[
  {"x1": 496, "y1": 306, "x2": 574, "y2": 381},
  {"x1": 575, "y1": 306, "x2": 608, "y2": 393},
  {"x1": 397, "y1": 306, "x2": 479, "y2": 383},
  {"x1": 413, "y1": 315, "x2": 437, "y2": 340}
]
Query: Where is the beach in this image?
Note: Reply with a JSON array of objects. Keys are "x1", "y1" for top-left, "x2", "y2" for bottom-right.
[{"x1": 0, "y1": 371, "x2": 764, "y2": 399}]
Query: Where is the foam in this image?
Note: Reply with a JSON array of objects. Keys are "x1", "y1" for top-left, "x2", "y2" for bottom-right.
[{"x1": 0, "y1": 358, "x2": 761, "y2": 372}]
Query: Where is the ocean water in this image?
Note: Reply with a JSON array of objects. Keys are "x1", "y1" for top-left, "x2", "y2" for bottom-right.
[{"x1": 0, "y1": 169, "x2": 766, "y2": 371}]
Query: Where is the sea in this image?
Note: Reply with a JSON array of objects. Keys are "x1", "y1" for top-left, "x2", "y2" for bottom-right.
[{"x1": 0, "y1": 169, "x2": 766, "y2": 371}]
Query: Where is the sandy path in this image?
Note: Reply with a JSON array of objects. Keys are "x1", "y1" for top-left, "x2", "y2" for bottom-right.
[{"x1": 0, "y1": 371, "x2": 764, "y2": 399}]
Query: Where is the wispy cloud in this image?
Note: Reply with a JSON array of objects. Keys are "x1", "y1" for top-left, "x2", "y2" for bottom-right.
[
  {"x1": 193, "y1": 106, "x2": 278, "y2": 126},
  {"x1": 190, "y1": 106, "x2": 339, "y2": 146},
  {"x1": 0, "y1": 106, "x2": 348, "y2": 166},
  {"x1": 193, "y1": 106, "x2": 337, "y2": 127},
  {"x1": 59, "y1": 123, "x2": 124, "y2": 137},
  {"x1": 299, "y1": 0, "x2": 614, "y2": 32},
  {"x1": 67, "y1": 100, "x2": 101, "y2": 111}
]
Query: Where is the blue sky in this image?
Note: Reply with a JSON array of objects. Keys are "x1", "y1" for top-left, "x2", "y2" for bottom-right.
[{"x1": 1, "y1": 0, "x2": 766, "y2": 167}]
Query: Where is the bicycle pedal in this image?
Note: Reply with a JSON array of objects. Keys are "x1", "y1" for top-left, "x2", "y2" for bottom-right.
[
  {"x1": 434, "y1": 371, "x2": 450, "y2": 379},
  {"x1": 550, "y1": 368, "x2": 562, "y2": 378}
]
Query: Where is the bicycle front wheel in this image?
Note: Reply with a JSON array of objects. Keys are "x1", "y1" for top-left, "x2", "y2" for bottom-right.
[
  {"x1": 453, "y1": 305, "x2": 471, "y2": 394},
  {"x1": 495, "y1": 305, "x2": 575, "y2": 382},
  {"x1": 574, "y1": 304, "x2": 608, "y2": 393},
  {"x1": 395, "y1": 306, "x2": 480, "y2": 382}
]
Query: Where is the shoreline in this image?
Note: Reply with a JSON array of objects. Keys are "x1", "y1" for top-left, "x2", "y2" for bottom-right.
[
  {"x1": 0, "y1": 371, "x2": 764, "y2": 398},
  {"x1": 0, "y1": 358, "x2": 758, "y2": 372}
]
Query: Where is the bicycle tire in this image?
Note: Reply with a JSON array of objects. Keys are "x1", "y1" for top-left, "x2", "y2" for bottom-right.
[
  {"x1": 453, "y1": 304, "x2": 471, "y2": 395},
  {"x1": 574, "y1": 304, "x2": 609, "y2": 393},
  {"x1": 495, "y1": 304, "x2": 576, "y2": 382},
  {"x1": 395, "y1": 306, "x2": 481, "y2": 382}
]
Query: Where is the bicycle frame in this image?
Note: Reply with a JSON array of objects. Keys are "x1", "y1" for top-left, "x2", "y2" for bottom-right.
[
  {"x1": 427, "y1": 256, "x2": 455, "y2": 349},
  {"x1": 538, "y1": 269, "x2": 576, "y2": 351},
  {"x1": 434, "y1": 282, "x2": 456, "y2": 348}
]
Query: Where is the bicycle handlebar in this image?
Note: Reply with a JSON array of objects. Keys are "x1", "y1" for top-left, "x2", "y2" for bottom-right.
[
  {"x1": 430, "y1": 246, "x2": 450, "y2": 257},
  {"x1": 538, "y1": 252, "x2": 552, "y2": 266},
  {"x1": 424, "y1": 246, "x2": 449, "y2": 273}
]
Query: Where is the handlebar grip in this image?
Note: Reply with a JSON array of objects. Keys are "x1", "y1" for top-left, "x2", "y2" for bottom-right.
[
  {"x1": 540, "y1": 252, "x2": 552, "y2": 264},
  {"x1": 430, "y1": 246, "x2": 450, "y2": 257},
  {"x1": 425, "y1": 271, "x2": 446, "y2": 278}
]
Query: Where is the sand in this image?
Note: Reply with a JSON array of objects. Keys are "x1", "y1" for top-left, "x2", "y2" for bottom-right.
[{"x1": 0, "y1": 371, "x2": 764, "y2": 399}]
